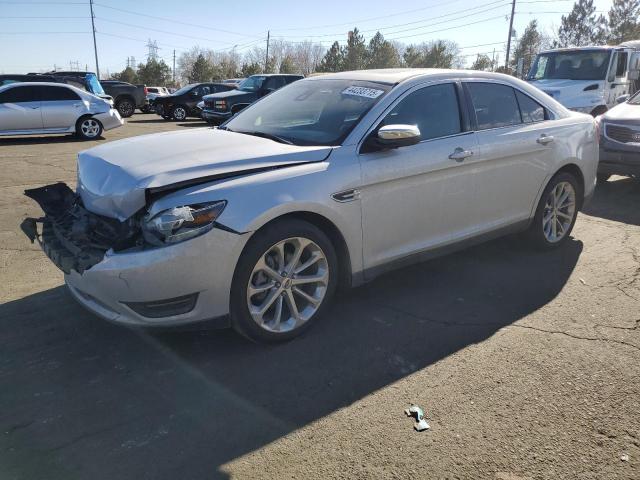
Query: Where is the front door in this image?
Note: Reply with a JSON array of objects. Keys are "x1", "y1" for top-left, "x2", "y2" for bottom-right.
[{"x1": 359, "y1": 82, "x2": 480, "y2": 271}]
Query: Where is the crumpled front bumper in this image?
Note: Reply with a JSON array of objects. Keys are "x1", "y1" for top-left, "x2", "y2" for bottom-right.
[{"x1": 22, "y1": 183, "x2": 248, "y2": 327}]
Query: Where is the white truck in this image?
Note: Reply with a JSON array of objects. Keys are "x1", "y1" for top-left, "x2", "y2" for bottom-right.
[{"x1": 527, "y1": 41, "x2": 640, "y2": 116}]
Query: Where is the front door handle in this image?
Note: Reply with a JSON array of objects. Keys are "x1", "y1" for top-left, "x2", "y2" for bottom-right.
[
  {"x1": 448, "y1": 147, "x2": 473, "y2": 162},
  {"x1": 537, "y1": 134, "x2": 554, "y2": 145}
]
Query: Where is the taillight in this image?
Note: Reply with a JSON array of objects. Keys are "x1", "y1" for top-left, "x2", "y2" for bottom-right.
[{"x1": 144, "y1": 86, "x2": 148, "y2": 95}]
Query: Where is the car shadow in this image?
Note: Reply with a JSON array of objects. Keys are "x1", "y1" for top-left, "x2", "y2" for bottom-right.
[
  {"x1": 0, "y1": 236, "x2": 582, "y2": 480},
  {"x1": 0, "y1": 135, "x2": 101, "y2": 146},
  {"x1": 583, "y1": 176, "x2": 640, "y2": 226}
]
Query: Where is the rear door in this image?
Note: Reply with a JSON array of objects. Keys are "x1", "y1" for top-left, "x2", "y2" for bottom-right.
[
  {"x1": 464, "y1": 81, "x2": 558, "y2": 229},
  {"x1": 39, "y1": 85, "x2": 83, "y2": 130},
  {"x1": 0, "y1": 85, "x2": 42, "y2": 132}
]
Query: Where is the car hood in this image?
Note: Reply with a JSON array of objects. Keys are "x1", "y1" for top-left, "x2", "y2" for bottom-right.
[
  {"x1": 602, "y1": 102, "x2": 640, "y2": 123},
  {"x1": 77, "y1": 128, "x2": 332, "y2": 221},
  {"x1": 203, "y1": 90, "x2": 256, "y2": 102},
  {"x1": 528, "y1": 79, "x2": 605, "y2": 108}
]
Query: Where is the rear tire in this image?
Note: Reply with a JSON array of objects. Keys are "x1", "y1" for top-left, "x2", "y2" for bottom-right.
[
  {"x1": 75, "y1": 116, "x2": 103, "y2": 140},
  {"x1": 115, "y1": 98, "x2": 135, "y2": 118},
  {"x1": 230, "y1": 219, "x2": 338, "y2": 343},
  {"x1": 525, "y1": 172, "x2": 580, "y2": 250}
]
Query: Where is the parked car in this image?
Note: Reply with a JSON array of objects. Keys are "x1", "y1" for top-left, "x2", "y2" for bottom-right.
[
  {"x1": 596, "y1": 89, "x2": 640, "y2": 182},
  {"x1": 222, "y1": 78, "x2": 244, "y2": 87},
  {"x1": 22, "y1": 69, "x2": 597, "y2": 342},
  {"x1": 100, "y1": 80, "x2": 147, "y2": 118},
  {"x1": 1, "y1": 72, "x2": 113, "y2": 105},
  {"x1": 153, "y1": 83, "x2": 236, "y2": 121},
  {"x1": 141, "y1": 86, "x2": 169, "y2": 113},
  {"x1": 201, "y1": 74, "x2": 303, "y2": 125},
  {"x1": 0, "y1": 82, "x2": 122, "y2": 139}
]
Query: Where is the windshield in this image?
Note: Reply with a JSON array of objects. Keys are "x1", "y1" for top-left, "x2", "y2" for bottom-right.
[
  {"x1": 173, "y1": 84, "x2": 196, "y2": 96},
  {"x1": 528, "y1": 50, "x2": 611, "y2": 81},
  {"x1": 224, "y1": 79, "x2": 392, "y2": 146},
  {"x1": 239, "y1": 76, "x2": 266, "y2": 92},
  {"x1": 86, "y1": 73, "x2": 105, "y2": 95}
]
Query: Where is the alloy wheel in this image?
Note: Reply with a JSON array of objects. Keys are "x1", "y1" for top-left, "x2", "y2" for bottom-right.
[
  {"x1": 80, "y1": 118, "x2": 100, "y2": 138},
  {"x1": 246, "y1": 237, "x2": 329, "y2": 333},
  {"x1": 542, "y1": 181, "x2": 576, "y2": 243},
  {"x1": 173, "y1": 107, "x2": 186, "y2": 120}
]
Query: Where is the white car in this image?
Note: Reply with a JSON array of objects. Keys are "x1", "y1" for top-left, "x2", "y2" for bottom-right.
[
  {"x1": 22, "y1": 69, "x2": 598, "y2": 342},
  {"x1": 0, "y1": 82, "x2": 122, "y2": 139},
  {"x1": 142, "y1": 86, "x2": 170, "y2": 113}
]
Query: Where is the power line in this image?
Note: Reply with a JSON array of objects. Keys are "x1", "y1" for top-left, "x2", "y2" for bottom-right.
[{"x1": 92, "y1": 2, "x2": 263, "y2": 39}]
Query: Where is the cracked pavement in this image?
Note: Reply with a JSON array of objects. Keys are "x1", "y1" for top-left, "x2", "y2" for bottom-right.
[{"x1": 1, "y1": 115, "x2": 639, "y2": 480}]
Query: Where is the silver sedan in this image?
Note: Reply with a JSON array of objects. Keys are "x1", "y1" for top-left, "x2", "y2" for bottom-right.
[
  {"x1": 22, "y1": 69, "x2": 598, "y2": 342},
  {"x1": 0, "y1": 82, "x2": 122, "y2": 139}
]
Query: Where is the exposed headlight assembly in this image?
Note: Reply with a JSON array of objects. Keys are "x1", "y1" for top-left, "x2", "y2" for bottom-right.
[{"x1": 142, "y1": 201, "x2": 226, "y2": 246}]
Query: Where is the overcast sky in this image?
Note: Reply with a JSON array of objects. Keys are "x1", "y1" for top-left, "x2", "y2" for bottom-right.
[{"x1": 0, "y1": 0, "x2": 614, "y2": 75}]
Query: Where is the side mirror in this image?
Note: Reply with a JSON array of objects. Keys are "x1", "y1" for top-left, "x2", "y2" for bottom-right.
[
  {"x1": 616, "y1": 94, "x2": 630, "y2": 104},
  {"x1": 375, "y1": 124, "x2": 421, "y2": 148}
]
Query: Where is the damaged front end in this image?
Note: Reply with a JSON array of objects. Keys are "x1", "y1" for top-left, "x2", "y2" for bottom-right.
[{"x1": 21, "y1": 183, "x2": 141, "y2": 274}]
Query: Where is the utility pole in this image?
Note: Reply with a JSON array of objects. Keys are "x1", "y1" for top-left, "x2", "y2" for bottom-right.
[
  {"x1": 173, "y1": 49, "x2": 176, "y2": 85},
  {"x1": 265, "y1": 30, "x2": 270, "y2": 73},
  {"x1": 504, "y1": 0, "x2": 516, "y2": 71},
  {"x1": 89, "y1": 0, "x2": 100, "y2": 78}
]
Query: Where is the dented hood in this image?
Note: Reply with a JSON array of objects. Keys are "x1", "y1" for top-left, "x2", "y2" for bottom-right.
[{"x1": 77, "y1": 128, "x2": 332, "y2": 220}]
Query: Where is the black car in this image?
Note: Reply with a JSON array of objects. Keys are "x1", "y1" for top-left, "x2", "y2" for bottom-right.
[
  {"x1": 596, "y1": 90, "x2": 640, "y2": 183},
  {"x1": 201, "y1": 74, "x2": 303, "y2": 125},
  {"x1": 100, "y1": 80, "x2": 147, "y2": 118},
  {"x1": 153, "y1": 83, "x2": 235, "y2": 121}
]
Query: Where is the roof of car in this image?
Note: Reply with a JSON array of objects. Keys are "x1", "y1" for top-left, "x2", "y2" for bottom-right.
[
  {"x1": 304, "y1": 68, "x2": 514, "y2": 85},
  {"x1": 0, "y1": 81, "x2": 79, "y2": 90}
]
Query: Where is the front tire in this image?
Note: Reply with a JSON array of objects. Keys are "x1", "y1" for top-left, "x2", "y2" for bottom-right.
[
  {"x1": 76, "y1": 116, "x2": 103, "y2": 140},
  {"x1": 230, "y1": 219, "x2": 338, "y2": 343},
  {"x1": 526, "y1": 172, "x2": 580, "y2": 249},
  {"x1": 115, "y1": 98, "x2": 135, "y2": 118},
  {"x1": 172, "y1": 105, "x2": 187, "y2": 121}
]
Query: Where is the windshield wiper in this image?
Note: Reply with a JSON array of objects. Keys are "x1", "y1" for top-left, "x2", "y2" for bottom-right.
[{"x1": 235, "y1": 130, "x2": 294, "y2": 145}]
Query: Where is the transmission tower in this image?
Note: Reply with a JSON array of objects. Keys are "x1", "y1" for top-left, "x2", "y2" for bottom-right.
[{"x1": 146, "y1": 39, "x2": 160, "y2": 60}]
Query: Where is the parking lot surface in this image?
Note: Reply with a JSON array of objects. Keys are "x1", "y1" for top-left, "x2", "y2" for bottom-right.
[{"x1": 1, "y1": 114, "x2": 639, "y2": 480}]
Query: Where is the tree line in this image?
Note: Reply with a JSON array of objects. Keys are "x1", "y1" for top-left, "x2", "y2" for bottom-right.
[{"x1": 110, "y1": 0, "x2": 640, "y2": 86}]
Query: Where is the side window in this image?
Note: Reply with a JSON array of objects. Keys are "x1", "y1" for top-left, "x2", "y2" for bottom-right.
[
  {"x1": 200, "y1": 86, "x2": 211, "y2": 96},
  {"x1": 382, "y1": 83, "x2": 461, "y2": 140},
  {"x1": 515, "y1": 90, "x2": 546, "y2": 123},
  {"x1": 0, "y1": 86, "x2": 40, "y2": 103},
  {"x1": 608, "y1": 52, "x2": 618, "y2": 82},
  {"x1": 616, "y1": 52, "x2": 628, "y2": 77},
  {"x1": 285, "y1": 76, "x2": 301, "y2": 85},
  {"x1": 467, "y1": 82, "x2": 521, "y2": 130},
  {"x1": 39, "y1": 86, "x2": 80, "y2": 101},
  {"x1": 265, "y1": 77, "x2": 285, "y2": 90}
]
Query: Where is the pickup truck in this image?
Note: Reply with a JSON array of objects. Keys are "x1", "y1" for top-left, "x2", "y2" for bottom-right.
[
  {"x1": 201, "y1": 74, "x2": 302, "y2": 125},
  {"x1": 100, "y1": 80, "x2": 148, "y2": 118}
]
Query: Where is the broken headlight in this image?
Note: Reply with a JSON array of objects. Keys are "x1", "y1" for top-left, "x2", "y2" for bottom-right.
[{"x1": 142, "y1": 201, "x2": 226, "y2": 246}]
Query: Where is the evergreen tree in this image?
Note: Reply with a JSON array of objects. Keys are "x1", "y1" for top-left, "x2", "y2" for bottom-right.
[
  {"x1": 279, "y1": 55, "x2": 297, "y2": 74},
  {"x1": 557, "y1": 0, "x2": 608, "y2": 47},
  {"x1": 241, "y1": 62, "x2": 263, "y2": 77},
  {"x1": 317, "y1": 41, "x2": 344, "y2": 72},
  {"x1": 366, "y1": 32, "x2": 400, "y2": 69},
  {"x1": 136, "y1": 58, "x2": 171, "y2": 85},
  {"x1": 111, "y1": 66, "x2": 138, "y2": 84},
  {"x1": 608, "y1": 0, "x2": 640, "y2": 44},
  {"x1": 343, "y1": 28, "x2": 367, "y2": 70},
  {"x1": 189, "y1": 53, "x2": 215, "y2": 82},
  {"x1": 511, "y1": 20, "x2": 543, "y2": 76},
  {"x1": 403, "y1": 45, "x2": 423, "y2": 67}
]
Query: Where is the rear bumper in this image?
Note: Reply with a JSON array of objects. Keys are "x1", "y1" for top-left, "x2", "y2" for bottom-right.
[{"x1": 94, "y1": 109, "x2": 124, "y2": 131}]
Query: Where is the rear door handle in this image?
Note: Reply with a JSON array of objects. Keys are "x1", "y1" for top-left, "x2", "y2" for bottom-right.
[
  {"x1": 537, "y1": 134, "x2": 554, "y2": 145},
  {"x1": 448, "y1": 147, "x2": 473, "y2": 162}
]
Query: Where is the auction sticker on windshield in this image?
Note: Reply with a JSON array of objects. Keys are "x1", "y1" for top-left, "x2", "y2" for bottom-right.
[{"x1": 342, "y1": 86, "x2": 384, "y2": 99}]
